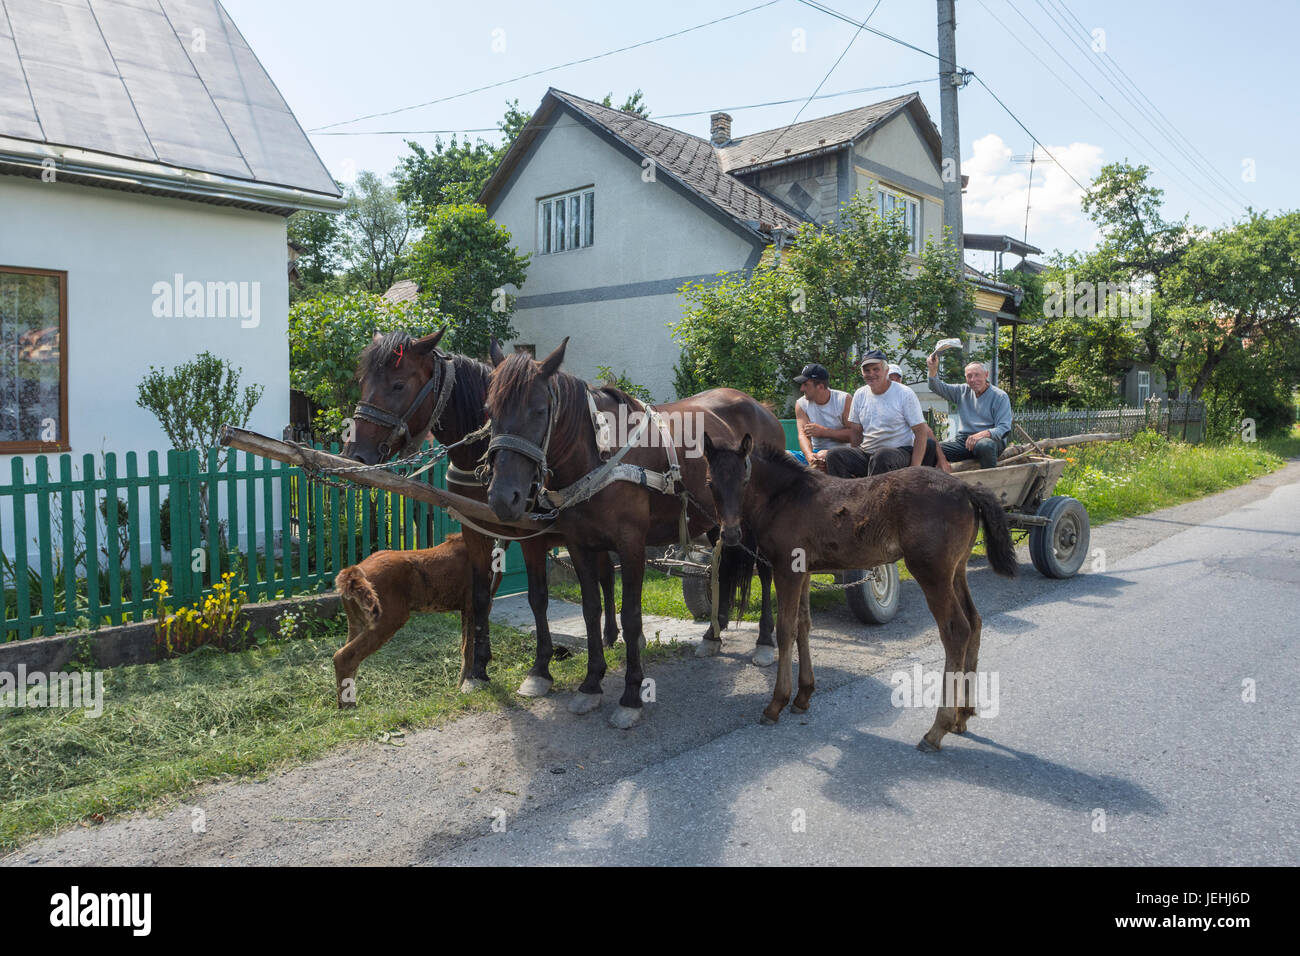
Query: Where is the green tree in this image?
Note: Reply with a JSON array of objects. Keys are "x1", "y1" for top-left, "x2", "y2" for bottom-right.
[
  {"x1": 136, "y1": 352, "x2": 263, "y2": 455},
  {"x1": 288, "y1": 291, "x2": 444, "y2": 439},
  {"x1": 287, "y1": 207, "x2": 344, "y2": 302},
  {"x1": 673, "y1": 190, "x2": 972, "y2": 409},
  {"x1": 600, "y1": 89, "x2": 651, "y2": 118},
  {"x1": 404, "y1": 203, "x2": 529, "y2": 359},
  {"x1": 341, "y1": 171, "x2": 413, "y2": 293}
]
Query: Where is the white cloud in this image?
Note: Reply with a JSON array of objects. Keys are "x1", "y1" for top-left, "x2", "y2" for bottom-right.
[{"x1": 961, "y1": 133, "x2": 1105, "y2": 258}]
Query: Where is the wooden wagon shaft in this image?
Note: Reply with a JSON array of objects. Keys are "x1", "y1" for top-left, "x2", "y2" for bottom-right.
[
  {"x1": 218, "y1": 425, "x2": 555, "y2": 534},
  {"x1": 949, "y1": 432, "x2": 1121, "y2": 473}
]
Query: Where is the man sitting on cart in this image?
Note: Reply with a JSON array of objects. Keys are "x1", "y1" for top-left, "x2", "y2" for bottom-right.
[
  {"x1": 825, "y1": 350, "x2": 940, "y2": 477},
  {"x1": 793, "y1": 363, "x2": 853, "y2": 471},
  {"x1": 925, "y1": 352, "x2": 1013, "y2": 470}
]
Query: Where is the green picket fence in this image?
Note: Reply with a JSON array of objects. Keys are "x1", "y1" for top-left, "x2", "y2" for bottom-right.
[{"x1": 1, "y1": 444, "x2": 529, "y2": 641}]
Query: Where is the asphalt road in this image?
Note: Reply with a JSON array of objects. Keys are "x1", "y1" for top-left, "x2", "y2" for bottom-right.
[{"x1": 7, "y1": 462, "x2": 1297, "y2": 866}]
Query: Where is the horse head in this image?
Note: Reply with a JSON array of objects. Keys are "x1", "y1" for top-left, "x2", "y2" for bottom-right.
[
  {"x1": 702, "y1": 431, "x2": 752, "y2": 547},
  {"x1": 344, "y1": 327, "x2": 448, "y2": 465},
  {"x1": 484, "y1": 338, "x2": 568, "y2": 521}
]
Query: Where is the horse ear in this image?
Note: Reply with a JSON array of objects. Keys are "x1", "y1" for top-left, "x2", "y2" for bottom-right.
[
  {"x1": 539, "y1": 337, "x2": 569, "y2": 377},
  {"x1": 371, "y1": 331, "x2": 383, "y2": 345},
  {"x1": 740, "y1": 433, "x2": 752, "y2": 458},
  {"x1": 703, "y1": 432, "x2": 715, "y2": 459},
  {"x1": 489, "y1": 339, "x2": 507, "y2": 367},
  {"x1": 413, "y1": 326, "x2": 446, "y2": 355}
]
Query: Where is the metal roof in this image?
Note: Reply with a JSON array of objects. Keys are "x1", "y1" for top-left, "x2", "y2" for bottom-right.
[{"x1": 0, "y1": 0, "x2": 341, "y2": 210}]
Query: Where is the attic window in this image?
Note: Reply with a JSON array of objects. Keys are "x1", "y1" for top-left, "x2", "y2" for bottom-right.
[
  {"x1": 875, "y1": 186, "x2": 920, "y2": 254},
  {"x1": 538, "y1": 189, "x2": 594, "y2": 255}
]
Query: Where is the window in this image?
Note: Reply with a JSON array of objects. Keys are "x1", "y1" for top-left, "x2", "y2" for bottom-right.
[
  {"x1": 0, "y1": 266, "x2": 68, "y2": 452},
  {"x1": 1137, "y1": 370, "x2": 1151, "y2": 404},
  {"x1": 875, "y1": 187, "x2": 920, "y2": 253},
  {"x1": 538, "y1": 188, "x2": 594, "y2": 254}
]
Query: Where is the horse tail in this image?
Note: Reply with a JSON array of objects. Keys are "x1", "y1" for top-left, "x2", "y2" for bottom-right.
[
  {"x1": 717, "y1": 534, "x2": 756, "y2": 621},
  {"x1": 337, "y1": 566, "x2": 383, "y2": 623},
  {"x1": 965, "y1": 485, "x2": 1018, "y2": 578}
]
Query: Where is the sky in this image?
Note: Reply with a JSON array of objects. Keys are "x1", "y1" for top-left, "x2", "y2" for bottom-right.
[{"x1": 224, "y1": 0, "x2": 1300, "y2": 271}]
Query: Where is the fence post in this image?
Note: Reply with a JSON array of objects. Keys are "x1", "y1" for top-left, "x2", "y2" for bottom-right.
[
  {"x1": 34, "y1": 456, "x2": 55, "y2": 636},
  {"x1": 82, "y1": 454, "x2": 100, "y2": 628},
  {"x1": 11, "y1": 458, "x2": 32, "y2": 640}
]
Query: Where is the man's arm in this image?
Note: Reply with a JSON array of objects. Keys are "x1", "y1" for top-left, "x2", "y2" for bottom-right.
[
  {"x1": 925, "y1": 351, "x2": 964, "y2": 404},
  {"x1": 846, "y1": 389, "x2": 865, "y2": 446},
  {"x1": 794, "y1": 402, "x2": 815, "y2": 461},
  {"x1": 910, "y1": 423, "x2": 929, "y2": 468},
  {"x1": 990, "y1": 389, "x2": 1014, "y2": 441}
]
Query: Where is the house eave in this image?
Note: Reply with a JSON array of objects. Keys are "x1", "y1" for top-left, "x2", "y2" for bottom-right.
[
  {"x1": 728, "y1": 142, "x2": 851, "y2": 177},
  {"x1": 0, "y1": 137, "x2": 345, "y2": 215}
]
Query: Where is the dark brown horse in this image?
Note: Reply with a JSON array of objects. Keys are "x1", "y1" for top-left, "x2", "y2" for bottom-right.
[
  {"x1": 483, "y1": 339, "x2": 785, "y2": 728},
  {"x1": 342, "y1": 328, "x2": 620, "y2": 697},
  {"x1": 701, "y1": 434, "x2": 1018, "y2": 751}
]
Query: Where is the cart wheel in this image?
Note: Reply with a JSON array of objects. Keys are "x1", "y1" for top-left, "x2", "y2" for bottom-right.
[
  {"x1": 844, "y1": 563, "x2": 900, "y2": 625},
  {"x1": 682, "y1": 573, "x2": 712, "y2": 620},
  {"x1": 1029, "y1": 495, "x2": 1090, "y2": 578}
]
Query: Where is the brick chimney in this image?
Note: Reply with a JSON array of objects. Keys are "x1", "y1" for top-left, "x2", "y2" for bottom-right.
[{"x1": 710, "y1": 112, "x2": 732, "y2": 147}]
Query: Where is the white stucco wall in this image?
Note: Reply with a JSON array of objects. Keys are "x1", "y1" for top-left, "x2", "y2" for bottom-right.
[
  {"x1": 0, "y1": 175, "x2": 291, "y2": 559},
  {"x1": 489, "y1": 108, "x2": 760, "y2": 402},
  {"x1": 854, "y1": 112, "x2": 946, "y2": 247}
]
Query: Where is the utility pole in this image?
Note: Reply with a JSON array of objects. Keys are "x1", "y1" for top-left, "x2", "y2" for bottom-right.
[{"x1": 937, "y1": 1, "x2": 965, "y2": 263}]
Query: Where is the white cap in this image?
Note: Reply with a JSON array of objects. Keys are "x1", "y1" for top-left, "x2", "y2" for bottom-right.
[{"x1": 887, "y1": 364, "x2": 902, "y2": 378}]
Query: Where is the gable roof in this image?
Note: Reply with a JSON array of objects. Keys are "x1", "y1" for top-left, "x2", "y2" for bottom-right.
[
  {"x1": 0, "y1": 0, "x2": 342, "y2": 213},
  {"x1": 481, "y1": 89, "x2": 805, "y2": 242},
  {"x1": 718, "y1": 93, "x2": 941, "y2": 175}
]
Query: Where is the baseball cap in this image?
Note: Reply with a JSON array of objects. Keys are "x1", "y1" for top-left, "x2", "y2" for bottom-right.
[
  {"x1": 793, "y1": 363, "x2": 829, "y2": 384},
  {"x1": 859, "y1": 349, "x2": 888, "y2": 368},
  {"x1": 887, "y1": 363, "x2": 902, "y2": 378}
]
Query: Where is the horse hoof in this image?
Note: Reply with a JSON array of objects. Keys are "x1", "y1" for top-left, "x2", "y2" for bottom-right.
[
  {"x1": 517, "y1": 675, "x2": 553, "y2": 698},
  {"x1": 790, "y1": 703, "x2": 808, "y2": 715},
  {"x1": 751, "y1": 645, "x2": 776, "y2": 667},
  {"x1": 459, "y1": 678, "x2": 488, "y2": 694},
  {"x1": 916, "y1": 738, "x2": 941, "y2": 753},
  {"x1": 568, "y1": 692, "x2": 603, "y2": 715},
  {"x1": 608, "y1": 706, "x2": 642, "y2": 729},
  {"x1": 604, "y1": 634, "x2": 619, "y2": 649},
  {"x1": 759, "y1": 714, "x2": 778, "y2": 726},
  {"x1": 695, "y1": 639, "x2": 722, "y2": 658}
]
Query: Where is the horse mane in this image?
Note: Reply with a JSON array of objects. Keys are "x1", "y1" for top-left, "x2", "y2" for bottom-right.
[
  {"x1": 752, "y1": 444, "x2": 821, "y2": 501},
  {"x1": 487, "y1": 352, "x2": 641, "y2": 461},
  {"x1": 356, "y1": 330, "x2": 414, "y2": 381}
]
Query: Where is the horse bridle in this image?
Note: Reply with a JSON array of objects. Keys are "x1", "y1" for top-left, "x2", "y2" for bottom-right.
[
  {"x1": 353, "y1": 350, "x2": 456, "y2": 461},
  {"x1": 484, "y1": 380, "x2": 560, "y2": 512}
]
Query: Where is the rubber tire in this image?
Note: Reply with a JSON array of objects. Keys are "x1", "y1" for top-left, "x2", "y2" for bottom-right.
[
  {"x1": 682, "y1": 573, "x2": 712, "y2": 620},
  {"x1": 1029, "y1": 495, "x2": 1090, "y2": 578},
  {"x1": 843, "y1": 563, "x2": 901, "y2": 625}
]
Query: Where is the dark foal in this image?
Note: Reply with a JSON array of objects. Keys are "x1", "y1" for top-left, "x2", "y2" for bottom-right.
[
  {"x1": 342, "y1": 327, "x2": 619, "y2": 698},
  {"x1": 333, "y1": 534, "x2": 496, "y2": 707},
  {"x1": 702, "y1": 434, "x2": 1018, "y2": 751}
]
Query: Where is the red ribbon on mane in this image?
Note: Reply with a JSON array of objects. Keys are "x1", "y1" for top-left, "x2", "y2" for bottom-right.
[{"x1": 393, "y1": 344, "x2": 405, "y2": 367}]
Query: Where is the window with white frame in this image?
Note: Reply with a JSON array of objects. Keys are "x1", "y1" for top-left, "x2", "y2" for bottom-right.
[
  {"x1": 875, "y1": 187, "x2": 920, "y2": 253},
  {"x1": 1137, "y1": 369, "x2": 1150, "y2": 404},
  {"x1": 538, "y1": 188, "x2": 594, "y2": 254}
]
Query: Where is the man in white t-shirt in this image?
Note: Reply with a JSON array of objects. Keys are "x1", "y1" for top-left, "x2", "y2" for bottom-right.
[
  {"x1": 793, "y1": 363, "x2": 852, "y2": 471},
  {"x1": 825, "y1": 349, "x2": 940, "y2": 477}
]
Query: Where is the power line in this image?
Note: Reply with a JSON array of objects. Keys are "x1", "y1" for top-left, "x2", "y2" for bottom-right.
[
  {"x1": 794, "y1": 0, "x2": 940, "y2": 60},
  {"x1": 998, "y1": 0, "x2": 1241, "y2": 221},
  {"x1": 970, "y1": 73, "x2": 1090, "y2": 193},
  {"x1": 309, "y1": 78, "x2": 937, "y2": 137},
  {"x1": 752, "y1": 0, "x2": 883, "y2": 166},
  {"x1": 308, "y1": 0, "x2": 782, "y2": 133},
  {"x1": 1049, "y1": 0, "x2": 1252, "y2": 208}
]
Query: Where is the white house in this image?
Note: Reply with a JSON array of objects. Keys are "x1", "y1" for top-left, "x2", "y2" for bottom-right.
[
  {"x1": 480, "y1": 87, "x2": 1028, "y2": 405},
  {"x1": 0, "y1": 0, "x2": 342, "y2": 557}
]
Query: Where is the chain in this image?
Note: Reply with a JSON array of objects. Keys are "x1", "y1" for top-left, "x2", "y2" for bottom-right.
[{"x1": 296, "y1": 422, "x2": 494, "y2": 491}]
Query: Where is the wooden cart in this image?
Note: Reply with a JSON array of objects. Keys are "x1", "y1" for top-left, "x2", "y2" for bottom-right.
[{"x1": 681, "y1": 456, "x2": 1090, "y2": 625}]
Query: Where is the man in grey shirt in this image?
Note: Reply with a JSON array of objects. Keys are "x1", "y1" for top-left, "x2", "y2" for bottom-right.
[{"x1": 926, "y1": 353, "x2": 1013, "y2": 469}]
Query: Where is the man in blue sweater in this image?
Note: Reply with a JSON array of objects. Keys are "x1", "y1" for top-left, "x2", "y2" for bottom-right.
[{"x1": 926, "y1": 352, "x2": 1013, "y2": 469}]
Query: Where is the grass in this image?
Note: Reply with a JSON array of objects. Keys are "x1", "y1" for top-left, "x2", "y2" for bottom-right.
[{"x1": 0, "y1": 612, "x2": 689, "y2": 851}]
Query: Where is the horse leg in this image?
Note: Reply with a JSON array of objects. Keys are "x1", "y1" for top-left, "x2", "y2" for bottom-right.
[
  {"x1": 517, "y1": 540, "x2": 554, "y2": 698},
  {"x1": 912, "y1": 565, "x2": 972, "y2": 752},
  {"x1": 790, "y1": 574, "x2": 815, "y2": 713},
  {"x1": 695, "y1": 527, "x2": 727, "y2": 656},
  {"x1": 460, "y1": 533, "x2": 495, "y2": 692},
  {"x1": 610, "y1": 547, "x2": 648, "y2": 729},
  {"x1": 566, "y1": 547, "x2": 607, "y2": 715},
  {"x1": 952, "y1": 562, "x2": 982, "y2": 733},
  {"x1": 598, "y1": 551, "x2": 621, "y2": 648},
  {"x1": 762, "y1": 568, "x2": 805, "y2": 724},
  {"x1": 333, "y1": 601, "x2": 405, "y2": 709},
  {"x1": 751, "y1": 556, "x2": 776, "y2": 667}
]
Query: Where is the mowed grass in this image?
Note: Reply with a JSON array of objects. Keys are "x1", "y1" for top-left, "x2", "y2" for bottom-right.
[
  {"x1": 557, "y1": 428, "x2": 1300, "y2": 621},
  {"x1": 0, "y1": 613, "x2": 689, "y2": 851}
]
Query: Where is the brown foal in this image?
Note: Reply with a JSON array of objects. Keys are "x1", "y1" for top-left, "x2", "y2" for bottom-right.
[{"x1": 332, "y1": 533, "x2": 496, "y2": 708}]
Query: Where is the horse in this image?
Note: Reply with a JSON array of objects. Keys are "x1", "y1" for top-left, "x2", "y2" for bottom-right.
[
  {"x1": 700, "y1": 433, "x2": 1019, "y2": 751},
  {"x1": 342, "y1": 327, "x2": 619, "y2": 697},
  {"x1": 332, "y1": 534, "x2": 497, "y2": 707},
  {"x1": 483, "y1": 338, "x2": 785, "y2": 728}
]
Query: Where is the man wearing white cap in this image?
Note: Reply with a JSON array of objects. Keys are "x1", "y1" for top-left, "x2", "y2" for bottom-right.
[{"x1": 825, "y1": 349, "x2": 940, "y2": 477}]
